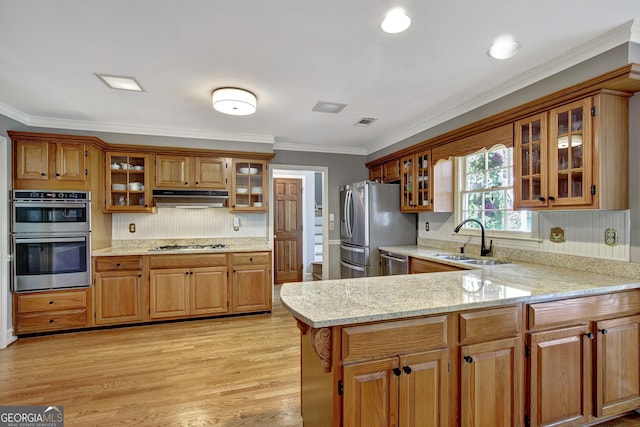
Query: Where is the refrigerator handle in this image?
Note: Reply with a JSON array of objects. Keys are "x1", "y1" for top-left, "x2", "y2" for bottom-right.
[
  {"x1": 348, "y1": 189, "x2": 354, "y2": 238},
  {"x1": 341, "y1": 260, "x2": 365, "y2": 272},
  {"x1": 344, "y1": 189, "x2": 353, "y2": 238},
  {"x1": 340, "y1": 244, "x2": 365, "y2": 253}
]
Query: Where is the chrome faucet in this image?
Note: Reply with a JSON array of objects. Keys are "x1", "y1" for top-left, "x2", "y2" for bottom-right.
[{"x1": 453, "y1": 219, "x2": 493, "y2": 257}]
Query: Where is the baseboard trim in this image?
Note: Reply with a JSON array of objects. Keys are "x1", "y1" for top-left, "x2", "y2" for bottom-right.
[{"x1": 2, "y1": 328, "x2": 17, "y2": 349}]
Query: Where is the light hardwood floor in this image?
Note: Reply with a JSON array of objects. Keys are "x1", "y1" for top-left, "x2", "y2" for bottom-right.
[{"x1": 0, "y1": 285, "x2": 302, "y2": 426}]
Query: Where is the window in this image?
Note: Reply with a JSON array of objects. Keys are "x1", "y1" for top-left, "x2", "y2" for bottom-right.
[{"x1": 459, "y1": 146, "x2": 531, "y2": 234}]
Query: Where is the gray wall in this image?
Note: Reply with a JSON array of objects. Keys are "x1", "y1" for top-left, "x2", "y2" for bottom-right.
[
  {"x1": 630, "y1": 94, "x2": 640, "y2": 263},
  {"x1": 272, "y1": 150, "x2": 368, "y2": 240}
]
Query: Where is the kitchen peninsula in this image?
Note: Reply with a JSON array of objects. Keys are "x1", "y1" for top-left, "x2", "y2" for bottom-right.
[{"x1": 280, "y1": 248, "x2": 640, "y2": 427}]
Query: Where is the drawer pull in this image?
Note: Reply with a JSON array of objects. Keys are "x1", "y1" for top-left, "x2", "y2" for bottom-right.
[
  {"x1": 393, "y1": 367, "x2": 402, "y2": 376},
  {"x1": 49, "y1": 301, "x2": 54, "y2": 305},
  {"x1": 49, "y1": 319, "x2": 54, "y2": 323},
  {"x1": 116, "y1": 263, "x2": 121, "y2": 267},
  {"x1": 464, "y1": 355, "x2": 473, "y2": 364},
  {"x1": 585, "y1": 332, "x2": 595, "y2": 340},
  {"x1": 599, "y1": 329, "x2": 608, "y2": 335},
  {"x1": 403, "y1": 366, "x2": 412, "y2": 374},
  {"x1": 250, "y1": 257, "x2": 253, "y2": 261}
]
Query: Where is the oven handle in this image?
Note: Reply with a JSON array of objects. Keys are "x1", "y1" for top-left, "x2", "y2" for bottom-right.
[
  {"x1": 13, "y1": 202, "x2": 88, "y2": 209},
  {"x1": 14, "y1": 236, "x2": 87, "y2": 244},
  {"x1": 380, "y1": 253, "x2": 408, "y2": 263}
]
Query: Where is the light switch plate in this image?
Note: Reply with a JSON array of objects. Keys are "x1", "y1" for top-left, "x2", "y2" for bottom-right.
[
  {"x1": 605, "y1": 228, "x2": 618, "y2": 246},
  {"x1": 550, "y1": 227, "x2": 565, "y2": 243}
]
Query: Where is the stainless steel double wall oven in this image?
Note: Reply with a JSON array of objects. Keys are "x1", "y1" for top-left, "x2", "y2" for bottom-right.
[{"x1": 12, "y1": 190, "x2": 91, "y2": 292}]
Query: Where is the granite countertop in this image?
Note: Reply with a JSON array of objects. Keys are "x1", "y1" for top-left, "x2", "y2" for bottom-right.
[
  {"x1": 280, "y1": 245, "x2": 640, "y2": 328},
  {"x1": 93, "y1": 244, "x2": 272, "y2": 257}
]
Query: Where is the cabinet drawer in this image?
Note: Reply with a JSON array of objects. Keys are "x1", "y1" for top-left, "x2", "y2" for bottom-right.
[
  {"x1": 95, "y1": 256, "x2": 143, "y2": 272},
  {"x1": 149, "y1": 254, "x2": 227, "y2": 269},
  {"x1": 17, "y1": 290, "x2": 87, "y2": 314},
  {"x1": 459, "y1": 305, "x2": 521, "y2": 344},
  {"x1": 342, "y1": 316, "x2": 447, "y2": 363},
  {"x1": 17, "y1": 310, "x2": 87, "y2": 334},
  {"x1": 528, "y1": 290, "x2": 640, "y2": 331},
  {"x1": 231, "y1": 252, "x2": 270, "y2": 266}
]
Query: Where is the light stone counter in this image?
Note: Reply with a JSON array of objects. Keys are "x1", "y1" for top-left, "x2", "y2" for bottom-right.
[
  {"x1": 93, "y1": 244, "x2": 271, "y2": 257},
  {"x1": 280, "y1": 246, "x2": 640, "y2": 328}
]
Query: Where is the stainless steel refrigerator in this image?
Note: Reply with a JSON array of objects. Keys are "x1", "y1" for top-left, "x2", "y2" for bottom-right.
[{"x1": 340, "y1": 181, "x2": 416, "y2": 278}]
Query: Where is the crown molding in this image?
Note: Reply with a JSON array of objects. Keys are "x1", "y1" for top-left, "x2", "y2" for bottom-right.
[
  {"x1": 0, "y1": 101, "x2": 31, "y2": 124},
  {"x1": 274, "y1": 141, "x2": 367, "y2": 156},
  {"x1": 367, "y1": 19, "x2": 640, "y2": 156}
]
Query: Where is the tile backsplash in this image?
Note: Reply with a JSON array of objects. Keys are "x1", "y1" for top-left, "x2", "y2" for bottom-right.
[{"x1": 112, "y1": 208, "x2": 268, "y2": 241}]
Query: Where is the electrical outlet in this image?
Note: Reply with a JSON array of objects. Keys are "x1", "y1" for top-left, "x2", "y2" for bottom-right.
[
  {"x1": 129, "y1": 223, "x2": 136, "y2": 233},
  {"x1": 425, "y1": 222, "x2": 430, "y2": 232},
  {"x1": 605, "y1": 228, "x2": 618, "y2": 246},
  {"x1": 550, "y1": 227, "x2": 564, "y2": 243}
]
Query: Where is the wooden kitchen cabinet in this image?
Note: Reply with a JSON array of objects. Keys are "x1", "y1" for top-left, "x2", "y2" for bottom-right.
[
  {"x1": 155, "y1": 154, "x2": 229, "y2": 189},
  {"x1": 149, "y1": 254, "x2": 228, "y2": 319},
  {"x1": 410, "y1": 257, "x2": 467, "y2": 273},
  {"x1": 230, "y1": 159, "x2": 269, "y2": 212},
  {"x1": 94, "y1": 256, "x2": 146, "y2": 325},
  {"x1": 400, "y1": 149, "x2": 452, "y2": 212},
  {"x1": 514, "y1": 92, "x2": 629, "y2": 210},
  {"x1": 105, "y1": 152, "x2": 153, "y2": 212},
  {"x1": 14, "y1": 289, "x2": 90, "y2": 334},
  {"x1": 369, "y1": 159, "x2": 401, "y2": 183},
  {"x1": 230, "y1": 252, "x2": 272, "y2": 313},
  {"x1": 341, "y1": 316, "x2": 449, "y2": 427}
]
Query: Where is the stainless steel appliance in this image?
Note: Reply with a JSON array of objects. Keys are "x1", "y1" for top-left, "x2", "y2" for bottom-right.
[
  {"x1": 340, "y1": 181, "x2": 416, "y2": 278},
  {"x1": 149, "y1": 244, "x2": 228, "y2": 251},
  {"x1": 11, "y1": 190, "x2": 91, "y2": 292},
  {"x1": 379, "y1": 249, "x2": 410, "y2": 275}
]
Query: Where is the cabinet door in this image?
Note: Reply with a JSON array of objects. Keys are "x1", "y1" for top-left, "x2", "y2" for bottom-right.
[
  {"x1": 528, "y1": 325, "x2": 592, "y2": 427},
  {"x1": 399, "y1": 349, "x2": 449, "y2": 427},
  {"x1": 105, "y1": 153, "x2": 152, "y2": 212},
  {"x1": 191, "y1": 267, "x2": 228, "y2": 315},
  {"x1": 595, "y1": 315, "x2": 640, "y2": 418},
  {"x1": 194, "y1": 157, "x2": 227, "y2": 188},
  {"x1": 415, "y1": 150, "x2": 431, "y2": 209},
  {"x1": 149, "y1": 268, "x2": 190, "y2": 318},
  {"x1": 460, "y1": 337, "x2": 522, "y2": 427},
  {"x1": 16, "y1": 141, "x2": 49, "y2": 180},
  {"x1": 514, "y1": 113, "x2": 548, "y2": 209},
  {"x1": 383, "y1": 159, "x2": 401, "y2": 182},
  {"x1": 343, "y1": 357, "x2": 400, "y2": 427},
  {"x1": 231, "y1": 159, "x2": 268, "y2": 211},
  {"x1": 369, "y1": 165, "x2": 383, "y2": 182},
  {"x1": 155, "y1": 155, "x2": 190, "y2": 187},
  {"x1": 95, "y1": 270, "x2": 144, "y2": 325},
  {"x1": 400, "y1": 155, "x2": 415, "y2": 211},
  {"x1": 231, "y1": 265, "x2": 271, "y2": 312},
  {"x1": 548, "y1": 98, "x2": 593, "y2": 207},
  {"x1": 56, "y1": 142, "x2": 86, "y2": 181},
  {"x1": 410, "y1": 257, "x2": 464, "y2": 274}
]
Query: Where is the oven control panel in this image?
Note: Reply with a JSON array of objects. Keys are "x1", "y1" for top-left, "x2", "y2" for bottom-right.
[{"x1": 13, "y1": 190, "x2": 90, "y2": 201}]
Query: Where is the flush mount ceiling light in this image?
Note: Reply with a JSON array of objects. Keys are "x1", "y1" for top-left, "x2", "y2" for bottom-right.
[
  {"x1": 96, "y1": 74, "x2": 143, "y2": 91},
  {"x1": 488, "y1": 34, "x2": 521, "y2": 60},
  {"x1": 381, "y1": 8, "x2": 411, "y2": 34},
  {"x1": 312, "y1": 101, "x2": 347, "y2": 114},
  {"x1": 212, "y1": 87, "x2": 257, "y2": 116}
]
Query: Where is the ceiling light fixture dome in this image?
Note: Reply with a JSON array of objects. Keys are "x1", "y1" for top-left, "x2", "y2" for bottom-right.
[
  {"x1": 488, "y1": 34, "x2": 521, "y2": 60},
  {"x1": 212, "y1": 87, "x2": 257, "y2": 115},
  {"x1": 381, "y1": 8, "x2": 411, "y2": 34}
]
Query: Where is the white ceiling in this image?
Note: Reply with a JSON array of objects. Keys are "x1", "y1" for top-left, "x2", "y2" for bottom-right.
[{"x1": 1, "y1": 1, "x2": 639, "y2": 155}]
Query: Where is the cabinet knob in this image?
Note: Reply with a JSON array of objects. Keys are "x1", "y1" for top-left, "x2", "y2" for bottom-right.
[
  {"x1": 40, "y1": 172, "x2": 46, "y2": 176},
  {"x1": 49, "y1": 319, "x2": 54, "y2": 323},
  {"x1": 49, "y1": 300, "x2": 54, "y2": 305},
  {"x1": 464, "y1": 355, "x2": 473, "y2": 364},
  {"x1": 250, "y1": 257, "x2": 253, "y2": 261},
  {"x1": 538, "y1": 197, "x2": 546, "y2": 202},
  {"x1": 185, "y1": 182, "x2": 189, "y2": 185},
  {"x1": 196, "y1": 181, "x2": 199, "y2": 185},
  {"x1": 185, "y1": 272, "x2": 189, "y2": 275},
  {"x1": 392, "y1": 367, "x2": 402, "y2": 376},
  {"x1": 56, "y1": 173, "x2": 60, "y2": 177},
  {"x1": 138, "y1": 274, "x2": 142, "y2": 278},
  {"x1": 402, "y1": 366, "x2": 412, "y2": 374},
  {"x1": 548, "y1": 196, "x2": 556, "y2": 202},
  {"x1": 116, "y1": 263, "x2": 121, "y2": 267},
  {"x1": 599, "y1": 329, "x2": 608, "y2": 335},
  {"x1": 585, "y1": 332, "x2": 595, "y2": 340}
]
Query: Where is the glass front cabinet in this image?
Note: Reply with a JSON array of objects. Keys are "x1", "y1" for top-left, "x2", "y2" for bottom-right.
[
  {"x1": 401, "y1": 150, "x2": 432, "y2": 212},
  {"x1": 230, "y1": 159, "x2": 268, "y2": 212},
  {"x1": 105, "y1": 152, "x2": 153, "y2": 212}
]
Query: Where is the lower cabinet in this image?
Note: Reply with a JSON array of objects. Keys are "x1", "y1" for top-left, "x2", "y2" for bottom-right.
[
  {"x1": 149, "y1": 254, "x2": 228, "y2": 319},
  {"x1": 410, "y1": 257, "x2": 467, "y2": 273},
  {"x1": 15, "y1": 288, "x2": 90, "y2": 334},
  {"x1": 230, "y1": 252, "x2": 272, "y2": 313},
  {"x1": 94, "y1": 256, "x2": 146, "y2": 325}
]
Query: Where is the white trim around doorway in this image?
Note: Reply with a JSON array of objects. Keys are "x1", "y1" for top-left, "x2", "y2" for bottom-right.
[{"x1": 0, "y1": 135, "x2": 17, "y2": 349}]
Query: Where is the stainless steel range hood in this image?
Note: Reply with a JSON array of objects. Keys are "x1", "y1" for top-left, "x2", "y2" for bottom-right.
[{"x1": 153, "y1": 189, "x2": 229, "y2": 208}]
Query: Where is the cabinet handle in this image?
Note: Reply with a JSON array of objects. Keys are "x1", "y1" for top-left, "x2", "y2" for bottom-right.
[
  {"x1": 49, "y1": 319, "x2": 54, "y2": 323},
  {"x1": 538, "y1": 197, "x2": 546, "y2": 202},
  {"x1": 585, "y1": 332, "x2": 595, "y2": 340},
  {"x1": 250, "y1": 257, "x2": 253, "y2": 261},
  {"x1": 196, "y1": 181, "x2": 199, "y2": 185},
  {"x1": 464, "y1": 355, "x2": 473, "y2": 364},
  {"x1": 185, "y1": 272, "x2": 189, "y2": 275},
  {"x1": 548, "y1": 196, "x2": 556, "y2": 202},
  {"x1": 116, "y1": 263, "x2": 121, "y2": 267},
  {"x1": 185, "y1": 182, "x2": 189, "y2": 185},
  {"x1": 56, "y1": 173, "x2": 60, "y2": 177},
  {"x1": 40, "y1": 172, "x2": 46, "y2": 177},
  {"x1": 49, "y1": 301, "x2": 54, "y2": 305},
  {"x1": 392, "y1": 367, "x2": 402, "y2": 376},
  {"x1": 138, "y1": 274, "x2": 142, "y2": 278},
  {"x1": 599, "y1": 329, "x2": 608, "y2": 335},
  {"x1": 190, "y1": 272, "x2": 193, "y2": 275},
  {"x1": 402, "y1": 366, "x2": 412, "y2": 374}
]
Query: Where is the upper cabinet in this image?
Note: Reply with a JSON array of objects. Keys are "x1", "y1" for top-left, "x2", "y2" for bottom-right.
[
  {"x1": 400, "y1": 149, "x2": 452, "y2": 213},
  {"x1": 105, "y1": 152, "x2": 153, "y2": 212},
  {"x1": 230, "y1": 159, "x2": 268, "y2": 212},
  {"x1": 9, "y1": 131, "x2": 108, "y2": 191},
  {"x1": 155, "y1": 155, "x2": 229, "y2": 189},
  {"x1": 369, "y1": 159, "x2": 401, "y2": 183},
  {"x1": 514, "y1": 93, "x2": 628, "y2": 210}
]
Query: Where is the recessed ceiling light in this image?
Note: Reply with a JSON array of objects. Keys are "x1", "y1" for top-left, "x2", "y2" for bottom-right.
[
  {"x1": 488, "y1": 34, "x2": 521, "y2": 60},
  {"x1": 312, "y1": 101, "x2": 347, "y2": 114},
  {"x1": 96, "y1": 74, "x2": 144, "y2": 91},
  {"x1": 381, "y1": 8, "x2": 411, "y2": 34}
]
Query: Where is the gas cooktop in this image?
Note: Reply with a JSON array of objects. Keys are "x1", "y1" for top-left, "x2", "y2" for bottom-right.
[{"x1": 149, "y1": 244, "x2": 228, "y2": 252}]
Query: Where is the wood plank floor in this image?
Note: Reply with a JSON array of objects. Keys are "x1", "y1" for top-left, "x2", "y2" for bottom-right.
[{"x1": 0, "y1": 286, "x2": 302, "y2": 426}]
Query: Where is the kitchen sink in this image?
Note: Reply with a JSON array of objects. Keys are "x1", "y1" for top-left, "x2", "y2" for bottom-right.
[
  {"x1": 433, "y1": 254, "x2": 473, "y2": 261},
  {"x1": 460, "y1": 259, "x2": 509, "y2": 266}
]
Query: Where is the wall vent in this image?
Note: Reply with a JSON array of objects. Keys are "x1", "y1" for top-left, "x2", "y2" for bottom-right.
[{"x1": 354, "y1": 117, "x2": 377, "y2": 126}]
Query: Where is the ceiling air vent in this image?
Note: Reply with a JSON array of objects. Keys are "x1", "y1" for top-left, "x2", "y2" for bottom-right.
[
  {"x1": 354, "y1": 117, "x2": 377, "y2": 127},
  {"x1": 312, "y1": 101, "x2": 347, "y2": 114}
]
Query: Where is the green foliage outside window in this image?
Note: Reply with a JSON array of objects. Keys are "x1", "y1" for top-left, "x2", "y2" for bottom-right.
[{"x1": 461, "y1": 147, "x2": 531, "y2": 232}]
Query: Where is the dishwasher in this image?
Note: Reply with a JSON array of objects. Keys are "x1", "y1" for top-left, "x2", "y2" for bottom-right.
[{"x1": 379, "y1": 249, "x2": 409, "y2": 275}]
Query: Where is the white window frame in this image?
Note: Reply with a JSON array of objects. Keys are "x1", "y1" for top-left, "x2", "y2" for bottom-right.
[{"x1": 455, "y1": 145, "x2": 537, "y2": 241}]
